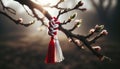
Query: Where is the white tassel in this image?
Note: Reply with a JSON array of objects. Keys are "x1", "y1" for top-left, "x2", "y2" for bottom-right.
[{"x1": 54, "y1": 36, "x2": 64, "y2": 62}]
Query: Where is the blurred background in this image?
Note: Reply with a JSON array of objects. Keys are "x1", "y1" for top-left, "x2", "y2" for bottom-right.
[{"x1": 0, "y1": 0, "x2": 120, "y2": 69}]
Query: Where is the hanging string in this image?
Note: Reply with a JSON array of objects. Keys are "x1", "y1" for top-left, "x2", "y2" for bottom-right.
[{"x1": 45, "y1": 17, "x2": 64, "y2": 63}]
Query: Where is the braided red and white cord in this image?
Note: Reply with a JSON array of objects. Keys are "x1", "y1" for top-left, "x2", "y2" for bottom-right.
[{"x1": 45, "y1": 17, "x2": 64, "y2": 63}]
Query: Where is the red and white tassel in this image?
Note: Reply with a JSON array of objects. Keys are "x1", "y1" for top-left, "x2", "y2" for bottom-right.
[{"x1": 45, "y1": 17, "x2": 64, "y2": 63}]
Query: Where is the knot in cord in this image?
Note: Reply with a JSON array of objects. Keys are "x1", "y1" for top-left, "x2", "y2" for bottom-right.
[{"x1": 48, "y1": 17, "x2": 60, "y2": 36}]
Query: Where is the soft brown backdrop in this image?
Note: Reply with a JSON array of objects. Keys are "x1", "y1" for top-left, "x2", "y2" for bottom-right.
[{"x1": 0, "y1": 0, "x2": 120, "y2": 69}]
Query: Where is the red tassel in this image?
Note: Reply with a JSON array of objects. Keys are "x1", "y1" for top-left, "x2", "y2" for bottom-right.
[
  {"x1": 45, "y1": 17, "x2": 64, "y2": 64},
  {"x1": 45, "y1": 37, "x2": 55, "y2": 63}
]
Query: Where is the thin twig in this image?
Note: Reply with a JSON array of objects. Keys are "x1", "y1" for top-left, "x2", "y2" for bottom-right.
[
  {"x1": 0, "y1": 0, "x2": 16, "y2": 14},
  {"x1": 22, "y1": 5, "x2": 34, "y2": 17}
]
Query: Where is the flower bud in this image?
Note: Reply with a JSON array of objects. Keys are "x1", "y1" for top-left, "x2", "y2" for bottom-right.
[
  {"x1": 95, "y1": 24, "x2": 99, "y2": 29},
  {"x1": 92, "y1": 46, "x2": 101, "y2": 52},
  {"x1": 95, "y1": 25, "x2": 104, "y2": 32},
  {"x1": 74, "y1": 19, "x2": 82, "y2": 28},
  {"x1": 67, "y1": 19, "x2": 71, "y2": 22},
  {"x1": 89, "y1": 29, "x2": 95, "y2": 33},
  {"x1": 75, "y1": 39, "x2": 80, "y2": 45},
  {"x1": 78, "y1": 1, "x2": 83, "y2": 6},
  {"x1": 70, "y1": 13, "x2": 77, "y2": 19},
  {"x1": 100, "y1": 30, "x2": 108, "y2": 35},
  {"x1": 68, "y1": 38, "x2": 72, "y2": 42},
  {"x1": 17, "y1": 18, "x2": 23, "y2": 23}
]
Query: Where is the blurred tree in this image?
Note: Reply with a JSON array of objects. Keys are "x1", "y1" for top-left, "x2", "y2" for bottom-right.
[
  {"x1": 113, "y1": 0, "x2": 120, "y2": 40},
  {"x1": 90, "y1": 0, "x2": 119, "y2": 40},
  {"x1": 91, "y1": 0, "x2": 113, "y2": 23}
]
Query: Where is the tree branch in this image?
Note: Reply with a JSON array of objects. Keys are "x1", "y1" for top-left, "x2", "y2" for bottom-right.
[
  {"x1": 0, "y1": 11, "x2": 35, "y2": 27},
  {"x1": 90, "y1": 0, "x2": 99, "y2": 9},
  {"x1": 0, "y1": 0, "x2": 111, "y2": 61},
  {"x1": 58, "y1": 24, "x2": 103, "y2": 59},
  {"x1": 105, "y1": 0, "x2": 112, "y2": 12},
  {"x1": 22, "y1": 5, "x2": 34, "y2": 17},
  {"x1": 55, "y1": 0, "x2": 86, "y2": 19},
  {"x1": 0, "y1": 0, "x2": 16, "y2": 14}
]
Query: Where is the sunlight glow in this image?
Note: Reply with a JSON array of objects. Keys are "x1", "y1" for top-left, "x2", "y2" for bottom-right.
[
  {"x1": 36, "y1": 0, "x2": 58, "y2": 6},
  {"x1": 37, "y1": 25, "x2": 47, "y2": 31}
]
